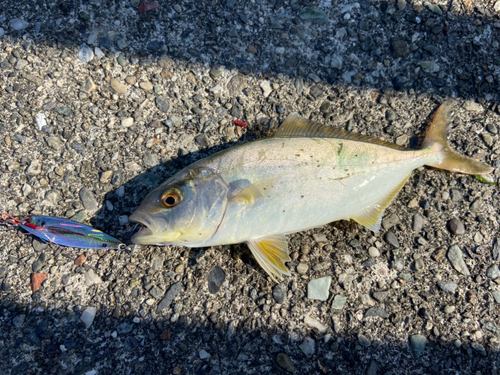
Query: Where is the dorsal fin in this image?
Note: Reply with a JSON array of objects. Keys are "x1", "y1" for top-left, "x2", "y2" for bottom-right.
[{"x1": 275, "y1": 115, "x2": 406, "y2": 150}]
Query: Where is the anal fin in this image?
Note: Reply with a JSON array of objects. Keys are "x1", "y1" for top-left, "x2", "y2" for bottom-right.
[
  {"x1": 246, "y1": 234, "x2": 291, "y2": 282},
  {"x1": 352, "y1": 173, "x2": 411, "y2": 232}
]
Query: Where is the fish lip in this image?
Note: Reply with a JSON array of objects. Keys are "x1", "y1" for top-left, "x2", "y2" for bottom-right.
[{"x1": 129, "y1": 211, "x2": 165, "y2": 244}]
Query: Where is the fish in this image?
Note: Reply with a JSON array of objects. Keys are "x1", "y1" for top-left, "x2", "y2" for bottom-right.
[
  {"x1": 2, "y1": 214, "x2": 122, "y2": 249},
  {"x1": 129, "y1": 101, "x2": 493, "y2": 281}
]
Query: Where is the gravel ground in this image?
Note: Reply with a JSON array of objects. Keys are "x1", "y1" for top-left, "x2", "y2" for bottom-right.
[{"x1": 1, "y1": 0, "x2": 500, "y2": 374}]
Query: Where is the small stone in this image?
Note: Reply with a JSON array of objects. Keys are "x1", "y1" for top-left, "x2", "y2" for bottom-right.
[
  {"x1": 409, "y1": 335, "x2": 426, "y2": 358},
  {"x1": 260, "y1": 80, "x2": 272, "y2": 98},
  {"x1": 364, "y1": 307, "x2": 387, "y2": 318},
  {"x1": 111, "y1": 79, "x2": 127, "y2": 95},
  {"x1": 471, "y1": 342, "x2": 487, "y2": 356},
  {"x1": 14, "y1": 59, "x2": 28, "y2": 70},
  {"x1": 331, "y1": 295, "x2": 347, "y2": 310},
  {"x1": 447, "y1": 245, "x2": 470, "y2": 276},
  {"x1": 207, "y1": 266, "x2": 225, "y2": 294},
  {"x1": 117, "y1": 53, "x2": 128, "y2": 67},
  {"x1": 493, "y1": 238, "x2": 500, "y2": 261},
  {"x1": 447, "y1": 218, "x2": 465, "y2": 235},
  {"x1": 358, "y1": 333, "x2": 371, "y2": 347},
  {"x1": 85, "y1": 269, "x2": 102, "y2": 286},
  {"x1": 424, "y1": 2, "x2": 443, "y2": 15},
  {"x1": 486, "y1": 264, "x2": 500, "y2": 280},
  {"x1": 199, "y1": 349, "x2": 210, "y2": 360},
  {"x1": 155, "y1": 97, "x2": 170, "y2": 113},
  {"x1": 149, "y1": 286, "x2": 164, "y2": 299},
  {"x1": 437, "y1": 281, "x2": 458, "y2": 293},
  {"x1": 78, "y1": 44, "x2": 94, "y2": 63},
  {"x1": 79, "y1": 188, "x2": 99, "y2": 211},
  {"x1": 492, "y1": 290, "x2": 500, "y2": 304},
  {"x1": 75, "y1": 254, "x2": 86, "y2": 266},
  {"x1": 143, "y1": 153, "x2": 159, "y2": 167},
  {"x1": 368, "y1": 247, "x2": 380, "y2": 258},
  {"x1": 418, "y1": 61, "x2": 440, "y2": 73},
  {"x1": 294, "y1": 78, "x2": 304, "y2": 95},
  {"x1": 100, "y1": 171, "x2": 113, "y2": 183},
  {"x1": 125, "y1": 76, "x2": 137, "y2": 85},
  {"x1": 307, "y1": 276, "x2": 331, "y2": 301},
  {"x1": 157, "y1": 282, "x2": 182, "y2": 312},
  {"x1": 412, "y1": 214, "x2": 424, "y2": 232},
  {"x1": 84, "y1": 77, "x2": 97, "y2": 93},
  {"x1": 276, "y1": 353, "x2": 295, "y2": 373},
  {"x1": 139, "y1": 81, "x2": 154, "y2": 91},
  {"x1": 296, "y1": 263, "x2": 308, "y2": 274},
  {"x1": 273, "y1": 283, "x2": 287, "y2": 304},
  {"x1": 80, "y1": 307, "x2": 96, "y2": 328},
  {"x1": 487, "y1": 124, "x2": 498, "y2": 134},
  {"x1": 482, "y1": 133, "x2": 494, "y2": 148},
  {"x1": 382, "y1": 213, "x2": 399, "y2": 230},
  {"x1": 247, "y1": 45, "x2": 258, "y2": 54},
  {"x1": 372, "y1": 290, "x2": 390, "y2": 302},
  {"x1": 391, "y1": 39, "x2": 410, "y2": 58},
  {"x1": 299, "y1": 337, "x2": 315, "y2": 356},
  {"x1": 397, "y1": 0, "x2": 406, "y2": 10},
  {"x1": 309, "y1": 85, "x2": 323, "y2": 99},
  {"x1": 10, "y1": 18, "x2": 30, "y2": 30},
  {"x1": 313, "y1": 233, "x2": 328, "y2": 243},
  {"x1": 121, "y1": 117, "x2": 134, "y2": 128},
  {"x1": 464, "y1": 100, "x2": 483, "y2": 113},
  {"x1": 12, "y1": 314, "x2": 26, "y2": 328},
  {"x1": 444, "y1": 305, "x2": 455, "y2": 314},
  {"x1": 395, "y1": 134, "x2": 408, "y2": 145},
  {"x1": 26, "y1": 160, "x2": 42, "y2": 175},
  {"x1": 384, "y1": 231, "x2": 400, "y2": 248},
  {"x1": 450, "y1": 189, "x2": 463, "y2": 202},
  {"x1": 30, "y1": 273, "x2": 47, "y2": 292},
  {"x1": 304, "y1": 316, "x2": 327, "y2": 333},
  {"x1": 298, "y1": 6, "x2": 329, "y2": 23}
]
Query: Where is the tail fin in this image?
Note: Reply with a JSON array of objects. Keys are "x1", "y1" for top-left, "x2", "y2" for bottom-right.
[{"x1": 422, "y1": 101, "x2": 493, "y2": 177}]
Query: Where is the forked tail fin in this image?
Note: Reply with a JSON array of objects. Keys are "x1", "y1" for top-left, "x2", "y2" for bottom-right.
[{"x1": 422, "y1": 101, "x2": 493, "y2": 177}]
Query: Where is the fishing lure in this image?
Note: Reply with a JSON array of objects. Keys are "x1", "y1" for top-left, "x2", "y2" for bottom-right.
[{"x1": 1, "y1": 214, "x2": 122, "y2": 249}]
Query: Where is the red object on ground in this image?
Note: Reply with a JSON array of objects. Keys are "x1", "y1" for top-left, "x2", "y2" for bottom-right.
[
  {"x1": 31, "y1": 273, "x2": 48, "y2": 292},
  {"x1": 232, "y1": 120, "x2": 248, "y2": 128},
  {"x1": 75, "y1": 254, "x2": 87, "y2": 266},
  {"x1": 138, "y1": 1, "x2": 160, "y2": 13}
]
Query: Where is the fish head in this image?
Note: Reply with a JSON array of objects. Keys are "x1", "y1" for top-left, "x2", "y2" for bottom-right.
[{"x1": 129, "y1": 167, "x2": 229, "y2": 245}]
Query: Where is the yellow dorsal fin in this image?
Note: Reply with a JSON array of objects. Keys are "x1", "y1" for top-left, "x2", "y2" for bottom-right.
[
  {"x1": 229, "y1": 176, "x2": 282, "y2": 205},
  {"x1": 352, "y1": 173, "x2": 411, "y2": 232},
  {"x1": 247, "y1": 235, "x2": 291, "y2": 282},
  {"x1": 275, "y1": 115, "x2": 406, "y2": 150}
]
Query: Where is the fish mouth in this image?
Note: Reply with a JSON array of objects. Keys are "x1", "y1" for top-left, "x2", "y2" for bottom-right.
[{"x1": 129, "y1": 211, "x2": 168, "y2": 245}]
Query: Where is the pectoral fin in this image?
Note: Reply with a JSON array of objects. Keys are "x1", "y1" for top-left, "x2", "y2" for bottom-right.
[
  {"x1": 229, "y1": 176, "x2": 282, "y2": 205},
  {"x1": 352, "y1": 174, "x2": 411, "y2": 232},
  {"x1": 247, "y1": 235, "x2": 291, "y2": 282}
]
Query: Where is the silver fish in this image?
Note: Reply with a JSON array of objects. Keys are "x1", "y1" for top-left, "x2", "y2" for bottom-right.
[{"x1": 130, "y1": 101, "x2": 492, "y2": 281}]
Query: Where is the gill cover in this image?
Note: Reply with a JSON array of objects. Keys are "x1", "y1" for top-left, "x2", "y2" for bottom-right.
[{"x1": 130, "y1": 167, "x2": 230, "y2": 245}]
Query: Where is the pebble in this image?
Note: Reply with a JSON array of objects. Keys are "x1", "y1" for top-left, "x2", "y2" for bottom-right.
[
  {"x1": 444, "y1": 305, "x2": 455, "y2": 314},
  {"x1": 372, "y1": 290, "x2": 390, "y2": 302},
  {"x1": 307, "y1": 276, "x2": 331, "y2": 301},
  {"x1": 313, "y1": 233, "x2": 328, "y2": 243},
  {"x1": 10, "y1": 18, "x2": 30, "y2": 30},
  {"x1": 299, "y1": 337, "x2": 315, "y2": 356},
  {"x1": 382, "y1": 213, "x2": 399, "y2": 230},
  {"x1": 493, "y1": 238, "x2": 500, "y2": 261},
  {"x1": 391, "y1": 38, "x2": 409, "y2": 58},
  {"x1": 116, "y1": 322, "x2": 133, "y2": 335},
  {"x1": 78, "y1": 44, "x2": 94, "y2": 63},
  {"x1": 464, "y1": 100, "x2": 483, "y2": 113},
  {"x1": 368, "y1": 247, "x2": 380, "y2": 258},
  {"x1": 272, "y1": 283, "x2": 287, "y2": 304},
  {"x1": 412, "y1": 214, "x2": 423, "y2": 232},
  {"x1": 199, "y1": 349, "x2": 210, "y2": 360},
  {"x1": 12, "y1": 314, "x2": 25, "y2": 329},
  {"x1": 447, "y1": 218, "x2": 465, "y2": 235},
  {"x1": 155, "y1": 97, "x2": 170, "y2": 113},
  {"x1": 85, "y1": 269, "x2": 102, "y2": 286},
  {"x1": 30, "y1": 273, "x2": 47, "y2": 292},
  {"x1": 492, "y1": 290, "x2": 500, "y2": 304},
  {"x1": 397, "y1": 0, "x2": 406, "y2": 10},
  {"x1": 409, "y1": 335, "x2": 426, "y2": 358},
  {"x1": 296, "y1": 263, "x2": 308, "y2": 274},
  {"x1": 207, "y1": 266, "x2": 225, "y2": 294},
  {"x1": 276, "y1": 353, "x2": 295, "y2": 373},
  {"x1": 26, "y1": 160, "x2": 42, "y2": 175},
  {"x1": 298, "y1": 6, "x2": 329, "y2": 23},
  {"x1": 486, "y1": 264, "x2": 500, "y2": 280},
  {"x1": 384, "y1": 231, "x2": 400, "y2": 248},
  {"x1": 0, "y1": 28, "x2": 4, "y2": 37},
  {"x1": 110, "y1": 80, "x2": 127, "y2": 95},
  {"x1": 418, "y1": 61, "x2": 440, "y2": 73},
  {"x1": 79, "y1": 187, "x2": 99, "y2": 211},
  {"x1": 80, "y1": 307, "x2": 96, "y2": 328},
  {"x1": 157, "y1": 282, "x2": 182, "y2": 311},
  {"x1": 75, "y1": 254, "x2": 86, "y2": 266},
  {"x1": 150, "y1": 285, "x2": 165, "y2": 299},
  {"x1": 364, "y1": 307, "x2": 387, "y2": 318},
  {"x1": 331, "y1": 295, "x2": 347, "y2": 310},
  {"x1": 14, "y1": 59, "x2": 28, "y2": 70},
  {"x1": 143, "y1": 153, "x2": 159, "y2": 167},
  {"x1": 294, "y1": 78, "x2": 304, "y2": 95},
  {"x1": 260, "y1": 80, "x2": 272, "y2": 98},
  {"x1": 121, "y1": 117, "x2": 134, "y2": 128},
  {"x1": 117, "y1": 53, "x2": 128, "y2": 67},
  {"x1": 358, "y1": 333, "x2": 371, "y2": 347},
  {"x1": 437, "y1": 281, "x2": 458, "y2": 294},
  {"x1": 471, "y1": 342, "x2": 487, "y2": 356},
  {"x1": 482, "y1": 133, "x2": 494, "y2": 148},
  {"x1": 304, "y1": 316, "x2": 327, "y2": 333},
  {"x1": 447, "y1": 245, "x2": 470, "y2": 276}
]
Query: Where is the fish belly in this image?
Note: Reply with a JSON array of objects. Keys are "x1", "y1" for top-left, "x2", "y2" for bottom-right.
[{"x1": 201, "y1": 137, "x2": 432, "y2": 246}]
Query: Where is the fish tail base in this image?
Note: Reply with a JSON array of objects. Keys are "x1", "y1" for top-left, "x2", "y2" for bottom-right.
[{"x1": 422, "y1": 101, "x2": 492, "y2": 176}]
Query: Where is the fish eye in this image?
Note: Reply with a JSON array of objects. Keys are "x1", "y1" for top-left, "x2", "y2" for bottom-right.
[{"x1": 161, "y1": 189, "x2": 182, "y2": 208}]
